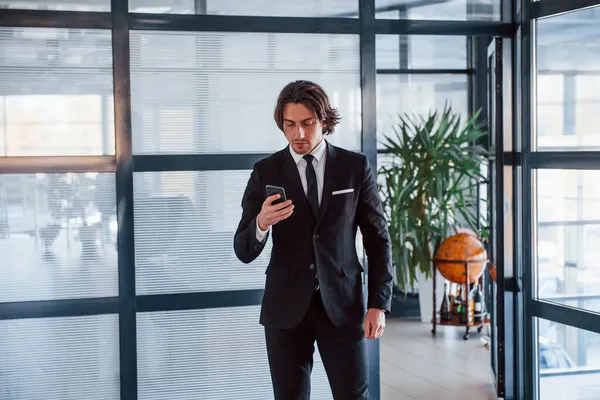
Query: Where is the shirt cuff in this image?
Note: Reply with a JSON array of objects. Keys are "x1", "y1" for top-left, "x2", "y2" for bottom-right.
[{"x1": 256, "y1": 218, "x2": 270, "y2": 242}]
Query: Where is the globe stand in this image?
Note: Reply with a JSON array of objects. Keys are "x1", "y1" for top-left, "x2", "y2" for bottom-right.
[{"x1": 431, "y1": 258, "x2": 489, "y2": 341}]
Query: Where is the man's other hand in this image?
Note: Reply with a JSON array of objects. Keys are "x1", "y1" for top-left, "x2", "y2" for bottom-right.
[
  {"x1": 364, "y1": 308, "x2": 385, "y2": 339},
  {"x1": 257, "y1": 194, "x2": 294, "y2": 231}
]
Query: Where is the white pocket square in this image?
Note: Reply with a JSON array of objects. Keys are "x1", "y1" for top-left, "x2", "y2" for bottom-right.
[{"x1": 332, "y1": 188, "x2": 354, "y2": 196}]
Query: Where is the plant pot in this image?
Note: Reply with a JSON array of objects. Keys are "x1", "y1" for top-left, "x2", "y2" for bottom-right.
[
  {"x1": 389, "y1": 287, "x2": 421, "y2": 319},
  {"x1": 417, "y1": 268, "x2": 446, "y2": 324}
]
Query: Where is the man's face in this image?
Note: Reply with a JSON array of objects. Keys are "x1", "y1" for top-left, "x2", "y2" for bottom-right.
[{"x1": 282, "y1": 102, "x2": 324, "y2": 155}]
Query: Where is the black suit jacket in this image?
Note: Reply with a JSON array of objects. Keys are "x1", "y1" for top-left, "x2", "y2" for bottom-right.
[{"x1": 234, "y1": 142, "x2": 393, "y2": 330}]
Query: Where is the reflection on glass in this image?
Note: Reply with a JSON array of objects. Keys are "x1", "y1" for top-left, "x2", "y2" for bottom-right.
[
  {"x1": 0, "y1": 0, "x2": 109, "y2": 11},
  {"x1": 376, "y1": 35, "x2": 467, "y2": 70},
  {"x1": 537, "y1": 318, "x2": 600, "y2": 400},
  {"x1": 536, "y1": 170, "x2": 600, "y2": 312},
  {"x1": 535, "y1": 7, "x2": 600, "y2": 151},
  {"x1": 129, "y1": 0, "x2": 359, "y2": 17},
  {"x1": 0, "y1": 28, "x2": 115, "y2": 156},
  {"x1": 0, "y1": 173, "x2": 118, "y2": 302},
  {"x1": 0, "y1": 315, "x2": 119, "y2": 399},
  {"x1": 376, "y1": 74, "x2": 468, "y2": 148},
  {"x1": 375, "y1": 0, "x2": 500, "y2": 21},
  {"x1": 130, "y1": 31, "x2": 361, "y2": 154}
]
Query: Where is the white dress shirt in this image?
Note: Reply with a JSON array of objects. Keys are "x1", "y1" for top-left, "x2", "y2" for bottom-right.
[{"x1": 256, "y1": 138, "x2": 327, "y2": 242}]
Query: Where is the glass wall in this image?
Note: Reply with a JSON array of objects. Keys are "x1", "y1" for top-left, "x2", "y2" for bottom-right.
[
  {"x1": 375, "y1": 34, "x2": 471, "y2": 163},
  {"x1": 0, "y1": 23, "x2": 120, "y2": 399},
  {"x1": 0, "y1": 1, "x2": 510, "y2": 399},
  {"x1": 535, "y1": 7, "x2": 600, "y2": 151},
  {"x1": 376, "y1": 35, "x2": 470, "y2": 149},
  {"x1": 127, "y1": 0, "x2": 361, "y2": 17},
  {"x1": 527, "y1": 3, "x2": 600, "y2": 400},
  {"x1": 0, "y1": 27, "x2": 115, "y2": 156},
  {"x1": 375, "y1": 0, "x2": 501, "y2": 20},
  {"x1": 537, "y1": 318, "x2": 600, "y2": 399},
  {"x1": 374, "y1": 34, "x2": 472, "y2": 287}
]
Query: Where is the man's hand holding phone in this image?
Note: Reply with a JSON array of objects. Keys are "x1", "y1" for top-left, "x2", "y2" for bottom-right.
[{"x1": 257, "y1": 194, "x2": 294, "y2": 231}]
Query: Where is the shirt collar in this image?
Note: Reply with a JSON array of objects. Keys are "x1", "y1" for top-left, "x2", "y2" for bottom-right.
[{"x1": 289, "y1": 138, "x2": 327, "y2": 165}]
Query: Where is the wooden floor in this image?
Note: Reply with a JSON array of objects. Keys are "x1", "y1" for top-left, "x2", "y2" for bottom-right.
[{"x1": 380, "y1": 318, "x2": 496, "y2": 400}]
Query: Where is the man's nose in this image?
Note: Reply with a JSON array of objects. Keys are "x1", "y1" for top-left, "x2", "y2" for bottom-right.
[{"x1": 297, "y1": 126, "x2": 306, "y2": 139}]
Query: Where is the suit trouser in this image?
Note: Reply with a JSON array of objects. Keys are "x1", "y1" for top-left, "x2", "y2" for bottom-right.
[{"x1": 264, "y1": 290, "x2": 369, "y2": 400}]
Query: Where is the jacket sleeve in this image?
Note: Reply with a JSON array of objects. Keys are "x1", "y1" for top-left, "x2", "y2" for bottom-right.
[
  {"x1": 356, "y1": 156, "x2": 394, "y2": 313},
  {"x1": 233, "y1": 163, "x2": 269, "y2": 264}
]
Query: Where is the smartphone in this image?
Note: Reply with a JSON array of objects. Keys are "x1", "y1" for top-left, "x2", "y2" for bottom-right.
[{"x1": 265, "y1": 185, "x2": 287, "y2": 205}]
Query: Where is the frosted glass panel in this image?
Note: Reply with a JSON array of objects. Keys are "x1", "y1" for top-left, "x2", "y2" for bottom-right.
[
  {"x1": 130, "y1": 31, "x2": 361, "y2": 154},
  {"x1": 129, "y1": 0, "x2": 358, "y2": 17},
  {"x1": 138, "y1": 307, "x2": 333, "y2": 400},
  {"x1": 0, "y1": 173, "x2": 118, "y2": 302},
  {"x1": 0, "y1": 0, "x2": 109, "y2": 11},
  {"x1": 0, "y1": 28, "x2": 114, "y2": 156},
  {"x1": 0, "y1": 314, "x2": 119, "y2": 400},
  {"x1": 134, "y1": 170, "x2": 271, "y2": 294}
]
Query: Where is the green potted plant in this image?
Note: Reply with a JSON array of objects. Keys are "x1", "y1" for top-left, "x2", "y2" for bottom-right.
[{"x1": 378, "y1": 104, "x2": 490, "y2": 321}]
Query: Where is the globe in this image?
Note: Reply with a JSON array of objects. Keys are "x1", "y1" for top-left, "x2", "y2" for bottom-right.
[{"x1": 435, "y1": 232, "x2": 487, "y2": 284}]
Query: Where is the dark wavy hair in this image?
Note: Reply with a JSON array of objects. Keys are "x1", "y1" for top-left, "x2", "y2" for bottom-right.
[{"x1": 273, "y1": 80, "x2": 341, "y2": 135}]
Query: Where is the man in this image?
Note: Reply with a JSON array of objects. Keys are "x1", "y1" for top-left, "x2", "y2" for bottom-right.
[{"x1": 234, "y1": 80, "x2": 393, "y2": 399}]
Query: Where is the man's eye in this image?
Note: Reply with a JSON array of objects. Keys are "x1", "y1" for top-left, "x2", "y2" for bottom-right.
[
  {"x1": 285, "y1": 122, "x2": 294, "y2": 127},
  {"x1": 302, "y1": 120, "x2": 315, "y2": 126}
]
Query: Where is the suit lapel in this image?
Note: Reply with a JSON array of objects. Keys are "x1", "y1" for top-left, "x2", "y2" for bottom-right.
[
  {"x1": 280, "y1": 148, "x2": 316, "y2": 223},
  {"x1": 315, "y1": 142, "x2": 337, "y2": 229}
]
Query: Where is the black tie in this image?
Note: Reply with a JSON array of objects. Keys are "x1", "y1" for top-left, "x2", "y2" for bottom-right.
[
  {"x1": 304, "y1": 154, "x2": 320, "y2": 291},
  {"x1": 303, "y1": 154, "x2": 319, "y2": 218}
]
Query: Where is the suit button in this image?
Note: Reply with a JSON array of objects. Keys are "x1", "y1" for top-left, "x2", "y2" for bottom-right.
[
  {"x1": 309, "y1": 264, "x2": 315, "y2": 270},
  {"x1": 313, "y1": 234, "x2": 319, "y2": 240}
]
